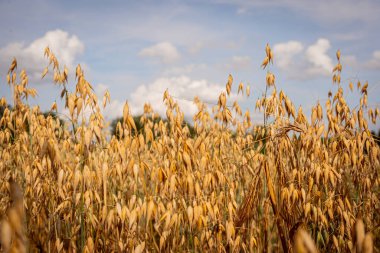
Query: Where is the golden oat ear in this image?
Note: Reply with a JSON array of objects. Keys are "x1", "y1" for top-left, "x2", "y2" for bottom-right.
[
  {"x1": 352, "y1": 218, "x2": 374, "y2": 253},
  {"x1": 293, "y1": 227, "x2": 318, "y2": 253},
  {"x1": 0, "y1": 41, "x2": 379, "y2": 252},
  {"x1": 0, "y1": 180, "x2": 28, "y2": 253}
]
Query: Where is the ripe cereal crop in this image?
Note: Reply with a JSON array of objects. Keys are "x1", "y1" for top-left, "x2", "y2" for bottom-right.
[{"x1": 0, "y1": 45, "x2": 379, "y2": 252}]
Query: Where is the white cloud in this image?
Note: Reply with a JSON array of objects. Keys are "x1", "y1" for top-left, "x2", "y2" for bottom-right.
[
  {"x1": 59, "y1": 83, "x2": 123, "y2": 123},
  {"x1": 139, "y1": 42, "x2": 180, "y2": 63},
  {"x1": 95, "y1": 83, "x2": 109, "y2": 96},
  {"x1": 94, "y1": 83, "x2": 125, "y2": 120},
  {"x1": 60, "y1": 76, "x2": 236, "y2": 122},
  {"x1": 305, "y1": 38, "x2": 333, "y2": 75},
  {"x1": 85, "y1": 77, "x2": 231, "y2": 122},
  {"x1": 102, "y1": 99, "x2": 125, "y2": 121},
  {"x1": 0, "y1": 29, "x2": 84, "y2": 81},
  {"x1": 273, "y1": 41, "x2": 303, "y2": 69},
  {"x1": 367, "y1": 50, "x2": 380, "y2": 69},
  {"x1": 273, "y1": 38, "x2": 334, "y2": 79},
  {"x1": 129, "y1": 75, "x2": 236, "y2": 120}
]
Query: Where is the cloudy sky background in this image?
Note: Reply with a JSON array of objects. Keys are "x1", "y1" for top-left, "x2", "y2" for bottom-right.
[{"x1": 0, "y1": 0, "x2": 379, "y2": 128}]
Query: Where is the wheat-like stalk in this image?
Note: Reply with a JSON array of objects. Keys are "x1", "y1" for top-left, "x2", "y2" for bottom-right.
[{"x1": 0, "y1": 45, "x2": 378, "y2": 252}]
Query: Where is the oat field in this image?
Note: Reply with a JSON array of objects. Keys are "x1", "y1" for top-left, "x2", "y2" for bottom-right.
[{"x1": 0, "y1": 45, "x2": 379, "y2": 252}]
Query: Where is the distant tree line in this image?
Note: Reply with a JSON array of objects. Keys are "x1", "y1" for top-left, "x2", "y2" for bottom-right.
[
  {"x1": 110, "y1": 115, "x2": 196, "y2": 139},
  {"x1": 1, "y1": 106, "x2": 196, "y2": 139},
  {"x1": 1, "y1": 104, "x2": 65, "y2": 140},
  {"x1": 2, "y1": 105, "x2": 379, "y2": 144},
  {"x1": 0, "y1": 104, "x2": 64, "y2": 125}
]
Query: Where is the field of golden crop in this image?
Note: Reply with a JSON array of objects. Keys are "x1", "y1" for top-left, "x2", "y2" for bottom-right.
[{"x1": 0, "y1": 45, "x2": 379, "y2": 252}]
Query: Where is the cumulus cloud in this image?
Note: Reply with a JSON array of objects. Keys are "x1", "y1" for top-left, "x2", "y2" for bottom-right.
[
  {"x1": 92, "y1": 83, "x2": 125, "y2": 120},
  {"x1": 305, "y1": 38, "x2": 334, "y2": 75},
  {"x1": 67, "y1": 76, "x2": 244, "y2": 123},
  {"x1": 129, "y1": 75, "x2": 235, "y2": 119},
  {"x1": 273, "y1": 38, "x2": 334, "y2": 79},
  {"x1": 139, "y1": 42, "x2": 180, "y2": 63},
  {"x1": 61, "y1": 76, "x2": 235, "y2": 122},
  {"x1": 59, "y1": 83, "x2": 123, "y2": 122},
  {"x1": 95, "y1": 83, "x2": 108, "y2": 95},
  {"x1": 0, "y1": 29, "x2": 84, "y2": 81},
  {"x1": 102, "y1": 99, "x2": 125, "y2": 121},
  {"x1": 86, "y1": 77, "x2": 232, "y2": 122},
  {"x1": 273, "y1": 41, "x2": 303, "y2": 69}
]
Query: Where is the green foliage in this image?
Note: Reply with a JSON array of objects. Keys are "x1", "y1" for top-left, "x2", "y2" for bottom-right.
[
  {"x1": 0, "y1": 104, "x2": 12, "y2": 119},
  {"x1": 110, "y1": 115, "x2": 196, "y2": 138},
  {"x1": 42, "y1": 111, "x2": 65, "y2": 127}
]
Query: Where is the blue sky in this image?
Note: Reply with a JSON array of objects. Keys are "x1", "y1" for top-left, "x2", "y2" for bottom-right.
[{"x1": 0, "y1": 0, "x2": 379, "y2": 128}]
